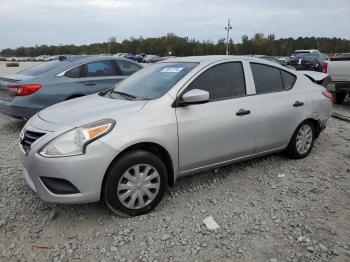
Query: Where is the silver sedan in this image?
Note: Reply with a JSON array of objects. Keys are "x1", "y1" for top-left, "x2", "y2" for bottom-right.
[{"x1": 19, "y1": 55, "x2": 332, "y2": 216}]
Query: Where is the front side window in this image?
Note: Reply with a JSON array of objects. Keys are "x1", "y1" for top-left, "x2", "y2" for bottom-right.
[
  {"x1": 251, "y1": 63, "x2": 284, "y2": 94},
  {"x1": 82, "y1": 60, "x2": 115, "y2": 77},
  {"x1": 112, "y1": 62, "x2": 198, "y2": 100},
  {"x1": 116, "y1": 60, "x2": 142, "y2": 76},
  {"x1": 185, "y1": 62, "x2": 246, "y2": 101}
]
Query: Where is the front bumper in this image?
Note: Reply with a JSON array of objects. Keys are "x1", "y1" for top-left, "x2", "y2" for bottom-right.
[
  {"x1": 19, "y1": 130, "x2": 119, "y2": 204},
  {"x1": 0, "y1": 99, "x2": 40, "y2": 119}
]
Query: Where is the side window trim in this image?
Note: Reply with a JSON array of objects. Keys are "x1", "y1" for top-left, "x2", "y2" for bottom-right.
[
  {"x1": 249, "y1": 62, "x2": 297, "y2": 95},
  {"x1": 178, "y1": 61, "x2": 247, "y2": 103},
  {"x1": 57, "y1": 59, "x2": 115, "y2": 77}
]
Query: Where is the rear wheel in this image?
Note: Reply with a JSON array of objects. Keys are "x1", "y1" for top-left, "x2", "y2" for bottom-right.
[
  {"x1": 104, "y1": 150, "x2": 168, "y2": 217},
  {"x1": 333, "y1": 92, "x2": 346, "y2": 104},
  {"x1": 287, "y1": 121, "x2": 315, "y2": 159}
]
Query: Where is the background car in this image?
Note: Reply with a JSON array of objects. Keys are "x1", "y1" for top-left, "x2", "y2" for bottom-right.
[
  {"x1": 287, "y1": 52, "x2": 327, "y2": 71},
  {"x1": 143, "y1": 55, "x2": 163, "y2": 63},
  {"x1": 0, "y1": 55, "x2": 142, "y2": 119},
  {"x1": 135, "y1": 53, "x2": 146, "y2": 62}
]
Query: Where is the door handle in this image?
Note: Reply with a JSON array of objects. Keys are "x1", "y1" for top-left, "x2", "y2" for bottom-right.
[
  {"x1": 293, "y1": 101, "x2": 304, "y2": 107},
  {"x1": 236, "y1": 109, "x2": 251, "y2": 116},
  {"x1": 84, "y1": 81, "x2": 96, "y2": 86}
]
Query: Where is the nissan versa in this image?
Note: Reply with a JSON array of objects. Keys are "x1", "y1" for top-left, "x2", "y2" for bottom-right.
[{"x1": 19, "y1": 56, "x2": 332, "y2": 217}]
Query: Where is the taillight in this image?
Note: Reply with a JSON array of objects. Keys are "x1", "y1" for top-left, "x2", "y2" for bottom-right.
[
  {"x1": 322, "y1": 63, "x2": 328, "y2": 73},
  {"x1": 8, "y1": 84, "x2": 42, "y2": 96},
  {"x1": 322, "y1": 91, "x2": 333, "y2": 103}
]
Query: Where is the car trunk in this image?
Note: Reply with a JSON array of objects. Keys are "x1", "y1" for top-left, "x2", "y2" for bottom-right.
[{"x1": 0, "y1": 75, "x2": 34, "y2": 101}]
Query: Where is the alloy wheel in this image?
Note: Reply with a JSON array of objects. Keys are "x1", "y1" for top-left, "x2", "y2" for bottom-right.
[{"x1": 296, "y1": 124, "x2": 313, "y2": 154}]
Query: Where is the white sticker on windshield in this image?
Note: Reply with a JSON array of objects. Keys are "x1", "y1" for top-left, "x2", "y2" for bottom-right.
[{"x1": 161, "y1": 67, "x2": 183, "y2": 73}]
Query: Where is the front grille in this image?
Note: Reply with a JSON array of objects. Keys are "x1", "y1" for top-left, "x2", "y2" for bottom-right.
[{"x1": 20, "y1": 130, "x2": 46, "y2": 154}]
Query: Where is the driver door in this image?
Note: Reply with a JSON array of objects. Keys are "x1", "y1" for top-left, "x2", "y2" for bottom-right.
[{"x1": 176, "y1": 62, "x2": 256, "y2": 172}]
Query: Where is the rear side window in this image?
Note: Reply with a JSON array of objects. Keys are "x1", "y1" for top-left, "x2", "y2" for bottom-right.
[
  {"x1": 251, "y1": 63, "x2": 284, "y2": 94},
  {"x1": 64, "y1": 66, "x2": 81, "y2": 78},
  {"x1": 116, "y1": 60, "x2": 142, "y2": 76},
  {"x1": 186, "y1": 62, "x2": 246, "y2": 101},
  {"x1": 281, "y1": 70, "x2": 296, "y2": 90},
  {"x1": 81, "y1": 60, "x2": 116, "y2": 77}
]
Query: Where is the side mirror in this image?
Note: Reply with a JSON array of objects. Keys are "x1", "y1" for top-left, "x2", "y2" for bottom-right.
[{"x1": 178, "y1": 89, "x2": 209, "y2": 106}]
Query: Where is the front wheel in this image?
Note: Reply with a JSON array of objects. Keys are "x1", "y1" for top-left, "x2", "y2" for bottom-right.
[
  {"x1": 104, "y1": 150, "x2": 168, "y2": 217},
  {"x1": 286, "y1": 121, "x2": 315, "y2": 159}
]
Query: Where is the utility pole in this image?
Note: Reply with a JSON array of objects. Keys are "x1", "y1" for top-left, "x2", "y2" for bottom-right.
[
  {"x1": 107, "y1": 37, "x2": 110, "y2": 54},
  {"x1": 225, "y1": 19, "x2": 232, "y2": 55}
]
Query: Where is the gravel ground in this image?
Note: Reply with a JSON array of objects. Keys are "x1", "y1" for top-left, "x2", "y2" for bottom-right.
[
  {"x1": 0, "y1": 116, "x2": 349, "y2": 262},
  {"x1": 0, "y1": 62, "x2": 350, "y2": 262}
]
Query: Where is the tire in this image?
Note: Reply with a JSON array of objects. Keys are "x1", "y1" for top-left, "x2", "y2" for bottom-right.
[
  {"x1": 103, "y1": 150, "x2": 168, "y2": 217},
  {"x1": 286, "y1": 121, "x2": 315, "y2": 159},
  {"x1": 334, "y1": 92, "x2": 346, "y2": 104}
]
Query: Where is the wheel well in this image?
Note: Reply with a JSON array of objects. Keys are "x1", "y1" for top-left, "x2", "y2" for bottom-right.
[
  {"x1": 100, "y1": 142, "x2": 175, "y2": 201},
  {"x1": 303, "y1": 118, "x2": 320, "y2": 138},
  {"x1": 66, "y1": 94, "x2": 84, "y2": 100}
]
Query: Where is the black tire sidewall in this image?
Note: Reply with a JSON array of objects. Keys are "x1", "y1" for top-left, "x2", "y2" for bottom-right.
[
  {"x1": 288, "y1": 121, "x2": 315, "y2": 159},
  {"x1": 104, "y1": 150, "x2": 168, "y2": 217}
]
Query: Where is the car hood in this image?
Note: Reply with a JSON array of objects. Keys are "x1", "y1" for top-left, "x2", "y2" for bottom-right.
[{"x1": 38, "y1": 94, "x2": 147, "y2": 127}]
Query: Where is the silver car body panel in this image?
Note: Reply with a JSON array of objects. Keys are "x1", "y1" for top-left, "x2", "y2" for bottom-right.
[{"x1": 19, "y1": 55, "x2": 332, "y2": 204}]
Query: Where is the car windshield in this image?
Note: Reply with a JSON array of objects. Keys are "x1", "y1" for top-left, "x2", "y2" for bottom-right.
[
  {"x1": 20, "y1": 60, "x2": 62, "y2": 76},
  {"x1": 111, "y1": 62, "x2": 198, "y2": 100}
]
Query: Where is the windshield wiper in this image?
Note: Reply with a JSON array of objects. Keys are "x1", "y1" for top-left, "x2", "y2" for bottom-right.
[{"x1": 111, "y1": 90, "x2": 136, "y2": 100}]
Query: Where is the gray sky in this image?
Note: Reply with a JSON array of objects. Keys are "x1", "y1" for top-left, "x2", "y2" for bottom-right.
[{"x1": 1, "y1": 0, "x2": 350, "y2": 50}]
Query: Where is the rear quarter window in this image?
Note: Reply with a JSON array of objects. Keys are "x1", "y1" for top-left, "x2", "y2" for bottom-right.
[{"x1": 281, "y1": 70, "x2": 296, "y2": 90}]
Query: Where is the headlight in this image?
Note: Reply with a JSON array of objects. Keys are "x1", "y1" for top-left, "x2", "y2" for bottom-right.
[{"x1": 39, "y1": 119, "x2": 115, "y2": 157}]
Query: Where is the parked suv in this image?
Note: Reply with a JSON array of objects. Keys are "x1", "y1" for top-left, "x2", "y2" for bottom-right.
[{"x1": 19, "y1": 56, "x2": 332, "y2": 216}]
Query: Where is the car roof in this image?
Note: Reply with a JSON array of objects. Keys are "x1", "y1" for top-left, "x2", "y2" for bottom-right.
[
  {"x1": 62, "y1": 55, "x2": 121, "y2": 63},
  {"x1": 293, "y1": 49, "x2": 320, "y2": 53},
  {"x1": 163, "y1": 55, "x2": 268, "y2": 64}
]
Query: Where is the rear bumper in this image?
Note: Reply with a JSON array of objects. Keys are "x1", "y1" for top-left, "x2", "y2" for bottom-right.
[
  {"x1": 327, "y1": 81, "x2": 350, "y2": 93},
  {"x1": 0, "y1": 100, "x2": 39, "y2": 119}
]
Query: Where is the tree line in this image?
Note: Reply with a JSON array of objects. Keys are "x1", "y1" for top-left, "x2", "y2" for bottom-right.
[{"x1": 1, "y1": 33, "x2": 350, "y2": 57}]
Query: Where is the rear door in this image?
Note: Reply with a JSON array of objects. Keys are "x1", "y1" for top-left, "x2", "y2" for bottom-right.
[
  {"x1": 249, "y1": 63, "x2": 304, "y2": 152},
  {"x1": 80, "y1": 60, "x2": 124, "y2": 94},
  {"x1": 176, "y1": 61, "x2": 256, "y2": 172}
]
